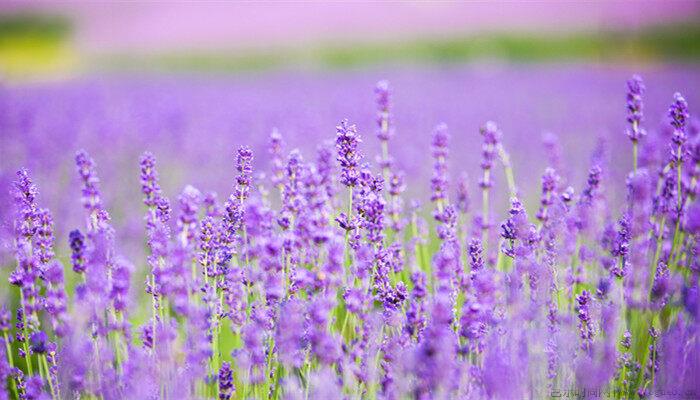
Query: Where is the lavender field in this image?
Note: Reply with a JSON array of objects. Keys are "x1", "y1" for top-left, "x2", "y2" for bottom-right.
[{"x1": 1, "y1": 61, "x2": 700, "y2": 400}]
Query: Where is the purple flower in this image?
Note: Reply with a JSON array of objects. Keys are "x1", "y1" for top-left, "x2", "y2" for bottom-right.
[
  {"x1": 356, "y1": 169, "x2": 386, "y2": 244},
  {"x1": 479, "y1": 121, "x2": 502, "y2": 188},
  {"x1": 140, "y1": 151, "x2": 169, "y2": 230},
  {"x1": 235, "y1": 145, "x2": 253, "y2": 202},
  {"x1": 686, "y1": 202, "x2": 700, "y2": 234},
  {"x1": 176, "y1": 185, "x2": 202, "y2": 248},
  {"x1": 44, "y1": 260, "x2": 69, "y2": 336},
  {"x1": 430, "y1": 123, "x2": 450, "y2": 206},
  {"x1": 75, "y1": 150, "x2": 109, "y2": 232},
  {"x1": 276, "y1": 299, "x2": 307, "y2": 369},
  {"x1": 269, "y1": 128, "x2": 285, "y2": 188},
  {"x1": 34, "y1": 208, "x2": 54, "y2": 266},
  {"x1": 387, "y1": 171, "x2": 406, "y2": 232},
  {"x1": 220, "y1": 147, "x2": 254, "y2": 256},
  {"x1": 110, "y1": 257, "x2": 132, "y2": 313},
  {"x1": 669, "y1": 92, "x2": 690, "y2": 132},
  {"x1": 375, "y1": 80, "x2": 394, "y2": 142},
  {"x1": 536, "y1": 168, "x2": 559, "y2": 223},
  {"x1": 0, "y1": 306, "x2": 11, "y2": 332},
  {"x1": 501, "y1": 197, "x2": 530, "y2": 257},
  {"x1": 278, "y1": 149, "x2": 304, "y2": 231},
  {"x1": 12, "y1": 168, "x2": 38, "y2": 240},
  {"x1": 29, "y1": 331, "x2": 47, "y2": 354},
  {"x1": 413, "y1": 299, "x2": 457, "y2": 397},
  {"x1": 343, "y1": 287, "x2": 368, "y2": 315},
  {"x1": 576, "y1": 290, "x2": 594, "y2": 353},
  {"x1": 651, "y1": 260, "x2": 670, "y2": 304},
  {"x1": 468, "y1": 238, "x2": 484, "y2": 273},
  {"x1": 580, "y1": 165, "x2": 602, "y2": 206},
  {"x1": 218, "y1": 361, "x2": 234, "y2": 400},
  {"x1": 336, "y1": 119, "x2": 362, "y2": 188},
  {"x1": 456, "y1": 172, "x2": 470, "y2": 214},
  {"x1": 626, "y1": 75, "x2": 646, "y2": 142},
  {"x1": 667, "y1": 92, "x2": 690, "y2": 169},
  {"x1": 23, "y1": 374, "x2": 47, "y2": 400},
  {"x1": 68, "y1": 229, "x2": 86, "y2": 274}
]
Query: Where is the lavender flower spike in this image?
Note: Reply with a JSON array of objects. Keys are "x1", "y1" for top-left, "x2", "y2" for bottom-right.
[
  {"x1": 375, "y1": 80, "x2": 395, "y2": 172},
  {"x1": 626, "y1": 75, "x2": 646, "y2": 143},
  {"x1": 375, "y1": 80, "x2": 393, "y2": 141},
  {"x1": 336, "y1": 119, "x2": 362, "y2": 188},
  {"x1": 430, "y1": 123, "x2": 450, "y2": 214},
  {"x1": 139, "y1": 151, "x2": 168, "y2": 230},
  {"x1": 235, "y1": 145, "x2": 253, "y2": 203},
  {"x1": 269, "y1": 128, "x2": 285, "y2": 189},
  {"x1": 479, "y1": 121, "x2": 502, "y2": 249},
  {"x1": 218, "y1": 361, "x2": 234, "y2": 400},
  {"x1": 669, "y1": 92, "x2": 690, "y2": 133},
  {"x1": 75, "y1": 150, "x2": 108, "y2": 232}
]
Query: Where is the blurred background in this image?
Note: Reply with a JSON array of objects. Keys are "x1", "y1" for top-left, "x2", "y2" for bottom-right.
[
  {"x1": 1, "y1": 2, "x2": 700, "y2": 276},
  {"x1": 1, "y1": 2, "x2": 700, "y2": 77}
]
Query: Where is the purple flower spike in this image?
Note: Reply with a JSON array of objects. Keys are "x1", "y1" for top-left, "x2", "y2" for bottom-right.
[
  {"x1": 140, "y1": 151, "x2": 168, "y2": 229},
  {"x1": 626, "y1": 75, "x2": 646, "y2": 142},
  {"x1": 69, "y1": 229, "x2": 86, "y2": 274},
  {"x1": 75, "y1": 150, "x2": 109, "y2": 231},
  {"x1": 218, "y1": 361, "x2": 234, "y2": 400},
  {"x1": 536, "y1": 168, "x2": 559, "y2": 223},
  {"x1": 469, "y1": 238, "x2": 484, "y2": 272},
  {"x1": 235, "y1": 145, "x2": 253, "y2": 202},
  {"x1": 375, "y1": 79, "x2": 394, "y2": 142},
  {"x1": 430, "y1": 123, "x2": 450, "y2": 207},
  {"x1": 576, "y1": 290, "x2": 594, "y2": 353},
  {"x1": 35, "y1": 208, "x2": 55, "y2": 265},
  {"x1": 29, "y1": 331, "x2": 47, "y2": 354},
  {"x1": 12, "y1": 168, "x2": 38, "y2": 240},
  {"x1": 669, "y1": 92, "x2": 690, "y2": 132},
  {"x1": 669, "y1": 93, "x2": 690, "y2": 167},
  {"x1": 336, "y1": 119, "x2": 362, "y2": 188},
  {"x1": 479, "y1": 121, "x2": 502, "y2": 189},
  {"x1": 269, "y1": 128, "x2": 285, "y2": 188}
]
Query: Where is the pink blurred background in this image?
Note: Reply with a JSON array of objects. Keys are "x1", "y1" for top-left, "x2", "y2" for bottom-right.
[{"x1": 2, "y1": 2, "x2": 700, "y2": 53}]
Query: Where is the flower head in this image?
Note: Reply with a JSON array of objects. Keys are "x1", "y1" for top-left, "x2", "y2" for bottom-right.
[
  {"x1": 336, "y1": 119, "x2": 362, "y2": 188},
  {"x1": 626, "y1": 75, "x2": 646, "y2": 142}
]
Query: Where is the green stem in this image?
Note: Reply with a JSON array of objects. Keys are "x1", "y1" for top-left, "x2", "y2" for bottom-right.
[
  {"x1": 19, "y1": 294, "x2": 33, "y2": 376},
  {"x1": 381, "y1": 140, "x2": 390, "y2": 184},
  {"x1": 677, "y1": 146, "x2": 683, "y2": 212},
  {"x1": 650, "y1": 216, "x2": 666, "y2": 297},
  {"x1": 303, "y1": 359, "x2": 312, "y2": 400},
  {"x1": 482, "y1": 170, "x2": 490, "y2": 254},
  {"x1": 3, "y1": 332, "x2": 18, "y2": 399},
  {"x1": 41, "y1": 354, "x2": 57, "y2": 400},
  {"x1": 498, "y1": 145, "x2": 517, "y2": 197},
  {"x1": 342, "y1": 188, "x2": 354, "y2": 282}
]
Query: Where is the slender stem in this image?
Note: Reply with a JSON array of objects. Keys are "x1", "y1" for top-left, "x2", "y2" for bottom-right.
[
  {"x1": 151, "y1": 275, "x2": 158, "y2": 353},
  {"x1": 342, "y1": 187, "x2": 354, "y2": 282},
  {"x1": 677, "y1": 146, "x2": 683, "y2": 212},
  {"x1": 570, "y1": 237, "x2": 582, "y2": 311},
  {"x1": 18, "y1": 292, "x2": 33, "y2": 376},
  {"x1": 381, "y1": 140, "x2": 390, "y2": 184},
  {"x1": 650, "y1": 216, "x2": 666, "y2": 297},
  {"x1": 303, "y1": 358, "x2": 312, "y2": 400},
  {"x1": 41, "y1": 354, "x2": 57, "y2": 400},
  {"x1": 481, "y1": 171, "x2": 490, "y2": 254},
  {"x1": 498, "y1": 145, "x2": 517, "y2": 197},
  {"x1": 3, "y1": 332, "x2": 18, "y2": 399}
]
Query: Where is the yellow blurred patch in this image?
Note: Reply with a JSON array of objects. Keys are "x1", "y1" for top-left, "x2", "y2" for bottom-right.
[{"x1": 0, "y1": 35, "x2": 78, "y2": 80}]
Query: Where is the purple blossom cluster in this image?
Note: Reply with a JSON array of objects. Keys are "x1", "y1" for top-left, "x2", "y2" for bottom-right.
[{"x1": 1, "y1": 76, "x2": 699, "y2": 400}]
